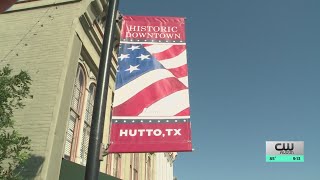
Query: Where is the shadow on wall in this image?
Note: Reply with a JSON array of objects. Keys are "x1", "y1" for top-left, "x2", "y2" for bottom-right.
[{"x1": 16, "y1": 155, "x2": 45, "y2": 179}]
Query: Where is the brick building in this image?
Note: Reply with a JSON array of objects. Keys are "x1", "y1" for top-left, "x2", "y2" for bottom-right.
[{"x1": 0, "y1": 0, "x2": 177, "y2": 179}]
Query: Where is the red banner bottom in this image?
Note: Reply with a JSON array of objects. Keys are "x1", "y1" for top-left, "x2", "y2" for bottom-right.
[{"x1": 108, "y1": 122, "x2": 192, "y2": 153}]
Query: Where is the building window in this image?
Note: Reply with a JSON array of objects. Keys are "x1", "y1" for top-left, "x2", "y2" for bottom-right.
[
  {"x1": 133, "y1": 153, "x2": 139, "y2": 180},
  {"x1": 64, "y1": 65, "x2": 85, "y2": 160},
  {"x1": 80, "y1": 83, "x2": 96, "y2": 164},
  {"x1": 129, "y1": 154, "x2": 133, "y2": 180},
  {"x1": 113, "y1": 154, "x2": 121, "y2": 178},
  {"x1": 147, "y1": 155, "x2": 152, "y2": 180},
  {"x1": 107, "y1": 153, "x2": 112, "y2": 174}
]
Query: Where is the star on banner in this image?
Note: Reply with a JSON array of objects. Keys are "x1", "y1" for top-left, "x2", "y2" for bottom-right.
[
  {"x1": 118, "y1": 54, "x2": 129, "y2": 61},
  {"x1": 137, "y1": 54, "x2": 150, "y2": 61},
  {"x1": 128, "y1": 45, "x2": 140, "y2": 51},
  {"x1": 125, "y1": 65, "x2": 140, "y2": 73}
]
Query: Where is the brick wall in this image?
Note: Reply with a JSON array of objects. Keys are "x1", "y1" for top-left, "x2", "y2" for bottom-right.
[{"x1": 0, "y1": 2, "x2": 82, "y2": 179}]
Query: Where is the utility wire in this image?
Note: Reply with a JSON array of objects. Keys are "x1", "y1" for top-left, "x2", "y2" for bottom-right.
[{"x1": 0, "y1": 2, "x2": 58, "y2": 64}]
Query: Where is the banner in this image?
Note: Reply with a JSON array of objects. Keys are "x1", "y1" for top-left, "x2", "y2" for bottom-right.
[{"x1": 108, "y1": 16, "x2": 192, "y2": 153}]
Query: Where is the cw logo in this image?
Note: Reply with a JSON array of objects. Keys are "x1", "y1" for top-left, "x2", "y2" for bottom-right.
[{"x1": 275, "y1": 143, "x2": 294, "y2": 151}]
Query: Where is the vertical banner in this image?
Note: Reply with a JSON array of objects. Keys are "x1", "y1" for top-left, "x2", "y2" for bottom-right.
[{"x1": 109, "y1": 16, "x2": 192, "y2": 153}]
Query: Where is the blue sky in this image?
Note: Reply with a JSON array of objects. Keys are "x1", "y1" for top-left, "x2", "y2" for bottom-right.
[{"x1": 119, "y1": 1, "x2": 320, "y2": 179}]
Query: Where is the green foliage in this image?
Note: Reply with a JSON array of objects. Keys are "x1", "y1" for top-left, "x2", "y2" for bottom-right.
[{"x1": 0, "y1": 65, "x2": 32, "y2": 180}]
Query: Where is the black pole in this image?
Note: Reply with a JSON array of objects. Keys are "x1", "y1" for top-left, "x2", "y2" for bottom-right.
[{"x1": 85, "y1": 0, "x2": 119, "y2": 179}]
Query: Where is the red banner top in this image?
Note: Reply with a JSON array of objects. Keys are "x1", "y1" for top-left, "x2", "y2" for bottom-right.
[{"x1": 121, "y1": 16, "x2": 186, "y2": 43}]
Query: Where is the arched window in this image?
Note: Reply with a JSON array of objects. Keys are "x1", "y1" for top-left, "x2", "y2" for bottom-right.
[
  {"x1": 113, "y1": 154, "x2": 121, "y2": 178},
  {"x1": 80, "y1": 83, "x2": 96, "y2": 164},
  {"x1": 133, "y1": 153, "x2": 139, "y2": 180},
  {"x1": 64, "y1": 65, "x2": 86, "y2": 160},
  {"x1": 147, "y1": 155, "x2": 152, "y2": 180}
]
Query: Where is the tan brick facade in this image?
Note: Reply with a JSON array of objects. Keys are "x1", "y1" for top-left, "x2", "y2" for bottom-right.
[{"x1": 1, "y1": 1, "x2": 83, "y2": 179}]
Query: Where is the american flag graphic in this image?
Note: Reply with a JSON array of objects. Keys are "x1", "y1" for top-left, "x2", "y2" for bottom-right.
[{"x1": 112, "y1": 43, "x2": 190, "y2": 118}]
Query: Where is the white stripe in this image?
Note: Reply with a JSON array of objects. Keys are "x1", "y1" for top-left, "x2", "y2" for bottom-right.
[
  {"x1": 113, "y1": 69, "x2": 175, "y2": 107},
  {"x1": 120, "y1": 41, "x2": 186, "y2": 45},
  {"x1": 179, "y1": 76, "x2": 189, "y2": 87},
  {"x1": 159, "y1": 50, "x2": 187, "y2": 69},
  {"x1": 139, "y1": 90, "x2": 190, "y2": 116},
  {"x1": 144, "y1": 44, "x2": 173, "y2": 54}
]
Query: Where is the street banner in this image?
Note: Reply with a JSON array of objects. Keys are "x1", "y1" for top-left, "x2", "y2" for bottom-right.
[{"x1": 109, "y1": 16, "x2": 192, "y2": 153}]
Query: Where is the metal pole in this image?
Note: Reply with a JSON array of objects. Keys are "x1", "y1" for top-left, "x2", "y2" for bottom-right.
[{"x1": 85, "y1": 0, "x2": 119, "y2": 179}]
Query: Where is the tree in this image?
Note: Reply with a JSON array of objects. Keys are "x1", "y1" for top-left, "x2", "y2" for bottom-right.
[{"x1": 0, "y1": 65, "x2": 32, "y2": 180}]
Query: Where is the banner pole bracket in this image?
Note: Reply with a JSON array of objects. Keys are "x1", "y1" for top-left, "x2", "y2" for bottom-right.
[{"x1": 99, "y1": 143, "x2": 110, "y2": 161}]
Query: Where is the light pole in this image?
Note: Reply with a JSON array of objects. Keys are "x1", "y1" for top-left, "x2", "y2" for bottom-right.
[{"x1": 84, "y1": 0, "x2": 119, "y2": 179}]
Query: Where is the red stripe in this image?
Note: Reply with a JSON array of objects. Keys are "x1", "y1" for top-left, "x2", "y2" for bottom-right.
[
  {"x1": 112, "y1": 77, "x2": 187, "y2": 116},
  {"x1": 175, "y1": 107, "x2": 190, "y2": 116},
  {"x1": 143, "y1": 44, "x2": 152, "y2": 47},
  {"x1": 152, "y1": 45, "x2": 186, "y2": 60},
  {"x1": 167, "y1": 64, "x2": 188, "y2": 78}
]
